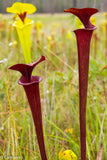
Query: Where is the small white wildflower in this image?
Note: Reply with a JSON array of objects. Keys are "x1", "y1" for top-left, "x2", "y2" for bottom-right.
[
  {"x1": 74, "y1": 70, "x2": 77, "y2": 73},
  {"x1": 9, "y1": 42, "x2": 13, "y2": 46},
  {"x1": 46, "y1": 90, "x2": 49, "y2": 94},
  {"x1": 44, "y1": 46, "x2": 47, "y2": 50},
  {"x1": 0, "y1": 58, "x2": 8, "y2": 64},
  {"x1": 93, "y1": 96, "x2": 97, "y2": 100},
  {"x1": 0, "y1": 126, "x2": 4, "y2": 130}
]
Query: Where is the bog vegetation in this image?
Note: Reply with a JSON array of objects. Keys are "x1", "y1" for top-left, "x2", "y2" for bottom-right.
[{"x1": 0, "y1": 9, "x2": 107, "y2": 160}]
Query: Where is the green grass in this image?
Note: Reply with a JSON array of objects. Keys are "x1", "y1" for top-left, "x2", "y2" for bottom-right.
[{"x1": 0, "y1": 13, "x2": 107, "y2": 159}]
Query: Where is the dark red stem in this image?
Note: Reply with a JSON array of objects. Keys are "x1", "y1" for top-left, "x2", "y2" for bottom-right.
[
  {"x1": 19, "y1": 76, "x2": 48, "y2": 160},
  {"x1": 74, "y1": 29, "x2": 93, "y2": 160},
  {"x1": 9, "y1": 56, "x2": 48, "y2": 160},
  {"x1": 64, "y1": 8, "x2": 98, "y2": 160}
]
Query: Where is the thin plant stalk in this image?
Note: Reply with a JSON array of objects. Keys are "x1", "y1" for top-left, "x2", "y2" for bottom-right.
[{"x1": 105, "y1": 13, "x2": 107, "y2": 58}]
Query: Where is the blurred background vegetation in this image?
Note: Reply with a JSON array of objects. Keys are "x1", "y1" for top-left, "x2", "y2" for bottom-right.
[
  {"x1": 0, "y1": 1, "x2": 107, "y2": 160},
  {"x1": 0, "y1": 0, "x2": 107, "y2": 13}
]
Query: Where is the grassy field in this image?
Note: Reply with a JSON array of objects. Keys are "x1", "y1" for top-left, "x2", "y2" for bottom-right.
[{"x1": 0, "y1": 13, "x2": 107, "y2": 160}]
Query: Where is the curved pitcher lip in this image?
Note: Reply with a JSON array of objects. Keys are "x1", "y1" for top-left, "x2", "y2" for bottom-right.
[
  {"x1": 18, "y1": 75, "x2": 42, "y2": 86},
  {"x1": 73, "y1": 26, "x2": 97, "y2": 33},
  {"x1": 64, "y1": 8, "x2": 98, "y2": 30},
  {"x1": 64, "y1": 7, "x2": 98, "y2": 13}
]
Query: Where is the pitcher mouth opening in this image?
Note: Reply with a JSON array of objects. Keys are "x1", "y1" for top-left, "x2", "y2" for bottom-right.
[{"x1": 18, "y1": 75, "x2": 42, "y2": 86}]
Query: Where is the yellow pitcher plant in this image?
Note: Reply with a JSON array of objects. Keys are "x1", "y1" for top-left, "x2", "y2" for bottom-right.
[{"x1": 7, "y1": 2, "x2": 36, "y2": 63}]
